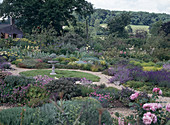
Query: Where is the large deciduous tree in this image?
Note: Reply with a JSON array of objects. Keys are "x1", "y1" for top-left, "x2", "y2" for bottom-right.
[
  {"x1": 0, "y1": 0, "x2": 93, "y2": 34},
  {"x1": 107, "y1": 12, "x2": 131, "y2": 38}
]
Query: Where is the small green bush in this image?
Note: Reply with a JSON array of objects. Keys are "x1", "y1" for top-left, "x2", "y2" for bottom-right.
[
  {"x1": 4, "y1": 75, "x2": 35, "y2": 87},
  {"x1": 77, "y1": 84, "x2": 95, "y2": 97},
  {"x1": 65, "y1": 97, "x2": 113, "y2": 125},
  {"x1": 126, "y1": 81, "x2": 145, "y2": 88},
  {"x1": 19, "y1": 59, "x2": 38, "y2": 68},
  {"x1": 26, "y1": 85, "x2": 50, "y2": 107},
  {"x1": 45, "y1": 79, "x2": 80, "y2": 100}
]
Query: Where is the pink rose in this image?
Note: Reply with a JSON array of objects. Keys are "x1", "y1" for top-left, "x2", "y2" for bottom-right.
[
  {"x1": 144, "y1": 112, "x2": 152, "y2": 117},
  {"x1": 130, "y1": 92, "x2": 139, "y2": 100},
  {"x1": 143, "y1": 104, "x2": 151, "y2": 110},
  {"x1": 143, "y1": 103, "x2": 162, "y2": 111},
  {"x1": 153, "y1": 88, "x2": 162, "y2": 95},
  {"x1": 166, "y1": 103, "x2": 170, "y2": 112},
  {"x1": 143, "y1": 115, "x2": 152, "y2": 125},
  {"x1": 157, "y1": 103, "x2": 162, "y2": 109},
  {"x1": 124, "y1": 52, "x2": 126, "y2": 54},
  {"x1": 143, "y1": 112, "x2": 157, "y2": 125},
  {"x1": 120, "y1": 51, "x2": 123, "y2": 54},
  {"x1": 151, "y1": 114, "x2": 157, "y2": 123},
  {"x1": 153, "y1": 88, "x2": 159, "y2": 92},
  {"x1": 158, "y1": 90, "x2": 162, "y2": 95}
]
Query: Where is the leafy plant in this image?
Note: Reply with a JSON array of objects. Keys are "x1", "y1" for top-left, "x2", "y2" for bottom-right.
[{"x1": 45, "y1": 79, "x2": 80, "y2": 100}]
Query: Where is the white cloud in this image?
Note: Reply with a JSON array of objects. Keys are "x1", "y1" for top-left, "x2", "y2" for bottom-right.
[{"x1": 86, "y1": 0, "x2": 170, "y2": 14}]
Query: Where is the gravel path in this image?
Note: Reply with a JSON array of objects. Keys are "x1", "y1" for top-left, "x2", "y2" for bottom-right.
[{"x1": 1, "y1": 65, "x2": 169, "y2": 116}]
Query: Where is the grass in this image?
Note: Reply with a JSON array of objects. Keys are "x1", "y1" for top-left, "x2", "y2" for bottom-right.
[
  {"x1": 100, "y1": 23, "x2": 150, "y2": 33},
  {"x1": 19, "y1": 69, "x2": 100, "y2": 82},
  {"x1": 129, "y1": 25, "x2": 149, "y2": 33}
]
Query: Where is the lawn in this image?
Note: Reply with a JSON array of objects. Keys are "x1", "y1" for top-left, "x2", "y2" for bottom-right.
[
  {"x1": 100, "y1": 24, "x2": 150, "y2": 34},
  {"x1": 19, "y1": 69, "x2": 100, "y2": 82},
  {"x1": 129, "y1": 24, "x2": 149, "y2": 33}
]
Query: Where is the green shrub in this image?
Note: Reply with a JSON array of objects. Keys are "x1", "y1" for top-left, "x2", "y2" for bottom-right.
[
  {"x1": 26, "y1": 85, "x2": 50, "y2": 107},
  {"x1": 0, "y1": 76, "x2": 35, "y2": 104},
  {"x1": 65, "y1": 97, "x2": 113, "y2": 125},
  {"x1": 45, "y1": 79, "x2": 80, "y2": 100},
  {"x1": 126, "y1": 81, "x2": 145, "y2": 88},
  {"x1": 77, "y1": 84, "x2": 95, "y2": 97},
  {"x1": 69, "y1": 57, "x2": 79, "y2": 61},
  {"x1": 20, "y1": 59, "x2": 39, "y2": 68},
  {"x1": 0, "y1": 107, "x2": 35, "y2": 125},
  {"x1": 4, "y1": 75, "x2": 35, "y2": 87},
  {"x1": 0, "y1": 97, "x2": 113, "y2": 125},
  {"x1": 35, "y1": 62, "x2": 48, "y2": 69},
  {"x1": 0, "y1": 105, "x2": 59, "y2": 125}
]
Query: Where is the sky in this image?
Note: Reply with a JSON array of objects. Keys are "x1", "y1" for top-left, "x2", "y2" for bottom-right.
[
  {"x1": 86, "y1": 0, "x2": 170, "y2": 14},
  {"x1": 0, "y1": 0, "x2": 170, "y2": 14}
]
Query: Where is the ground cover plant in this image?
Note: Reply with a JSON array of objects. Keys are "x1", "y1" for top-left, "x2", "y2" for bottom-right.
[{"x1": 19, "y1": 69, "x2": 100, "y2": 82}]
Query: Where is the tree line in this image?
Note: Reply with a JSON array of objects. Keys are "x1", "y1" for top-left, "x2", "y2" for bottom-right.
[{"x1": 86, "y1": 9, "x2": 170, "y2": 26}]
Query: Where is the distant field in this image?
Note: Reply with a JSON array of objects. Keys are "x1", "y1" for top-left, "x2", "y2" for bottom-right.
[
  {"x1": 129, "y1": 25, "x2": 150, "y2": 33},
  {"x1": 100, "y1": 24, "x2": 150, "y2": 33}
]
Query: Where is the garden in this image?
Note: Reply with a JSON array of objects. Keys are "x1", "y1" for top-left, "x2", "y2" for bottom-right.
[
  {"x1": 0, "y1": 0, "x2": 170, "y2": 124},
  {"x1": 0, "y1": 35, "x2": 170, "y2": 124}
]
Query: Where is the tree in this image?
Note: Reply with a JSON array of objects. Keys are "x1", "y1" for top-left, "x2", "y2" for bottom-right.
[
  {"x1": 0, "y1": 0, "x2": 93, "y2": 35},
  {"x1": 160, "y1": 21, "x2": 170, "y2": 36},
  {"x1": 107, "y1": 12, "x2": 131, "y2": 38},
  {"x1": 150, "y1": 21, "x2": 163, "y2": 36},
  {"x1": 75, "y1": 0, "x2": 93, "y2": 40}
]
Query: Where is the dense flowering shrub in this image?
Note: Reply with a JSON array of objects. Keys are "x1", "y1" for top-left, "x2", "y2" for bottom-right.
[
  {"x1": 143, "y1": 103, "x2": 162, "y2": 111},
  {"x1": 162, "y1": 64, "x2": 170, "y2": 71},
  {"x1": 109, "y1": 65, "x2": 133, "y2": 84},
  {"x1": 89, "y1": 91, "x2": 113, "y2": 108},
  {"x1": 109, "y1": 63, "x2": 170, "y2": 88},
  {"x1": 0, "y1": 62, "x2": 11, "y2": 70},
  {"x1": 0, "y1": 75, "x2": 53, "y2": 106},
  {"x1": 129, "y1": 88, "x2": 170, "y2": 125}
]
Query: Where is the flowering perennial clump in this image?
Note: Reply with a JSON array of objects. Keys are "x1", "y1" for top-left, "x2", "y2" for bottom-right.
[
  {"x1": 143, "y1": 112, "x2": 157, "y2": 125},
  {"x1": 143, "y1": 103, "x2": 162, "y2": 111},
  {"x1": 129, "y1": 88, "x2": 169, "y2": 125},
  {"x1": 152, "y1": 88, "x2": 162, "y2": 95},
  {"x1": 130, "y1": 92, "x2": 139, "y2": 100}
]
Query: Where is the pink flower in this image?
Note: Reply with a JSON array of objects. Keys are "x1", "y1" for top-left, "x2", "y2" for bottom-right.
[
  {"x1": 124, "y1": 52, "x2": 126, "y2": 54},
  {"x1": 153, "y1": 88, "x2": 160, "y2": 93},
  {"x1": 151, "y1": 114, "x2": 157, "y2": 123},
  {"x1": 118, "y1": 117, "x2": 124, "y2": 125},
  {"x1": 143, "y1": 103, "x2": 162, "y2": 111},
  {"x1": 143, "y1": 115, "x2": 152, "y2": 125},
  {"x1": 130, "y1": 92, "x2": 139, "y2": 100},
  {"x1": 120, "y1": 51, "x2": 123, "y2": 54},
  {"x1": 153, "y1": 88, "x2": 162, "y2": 95},
  {"x1": 166, "y1": 103, "x2": 170, "y2": 112},
  {"x1": 157, "y1": 103, "x2": 162, "y2": 109},
  {"x1": 143, "y1": 112, "x2": 157, "y2": 125},
  {"x1": 158, "y1": 90, "x2": 162, "y2": 95},
  {"x1": 143, "y1": 104, "x2": 151, "y2": 110}
]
